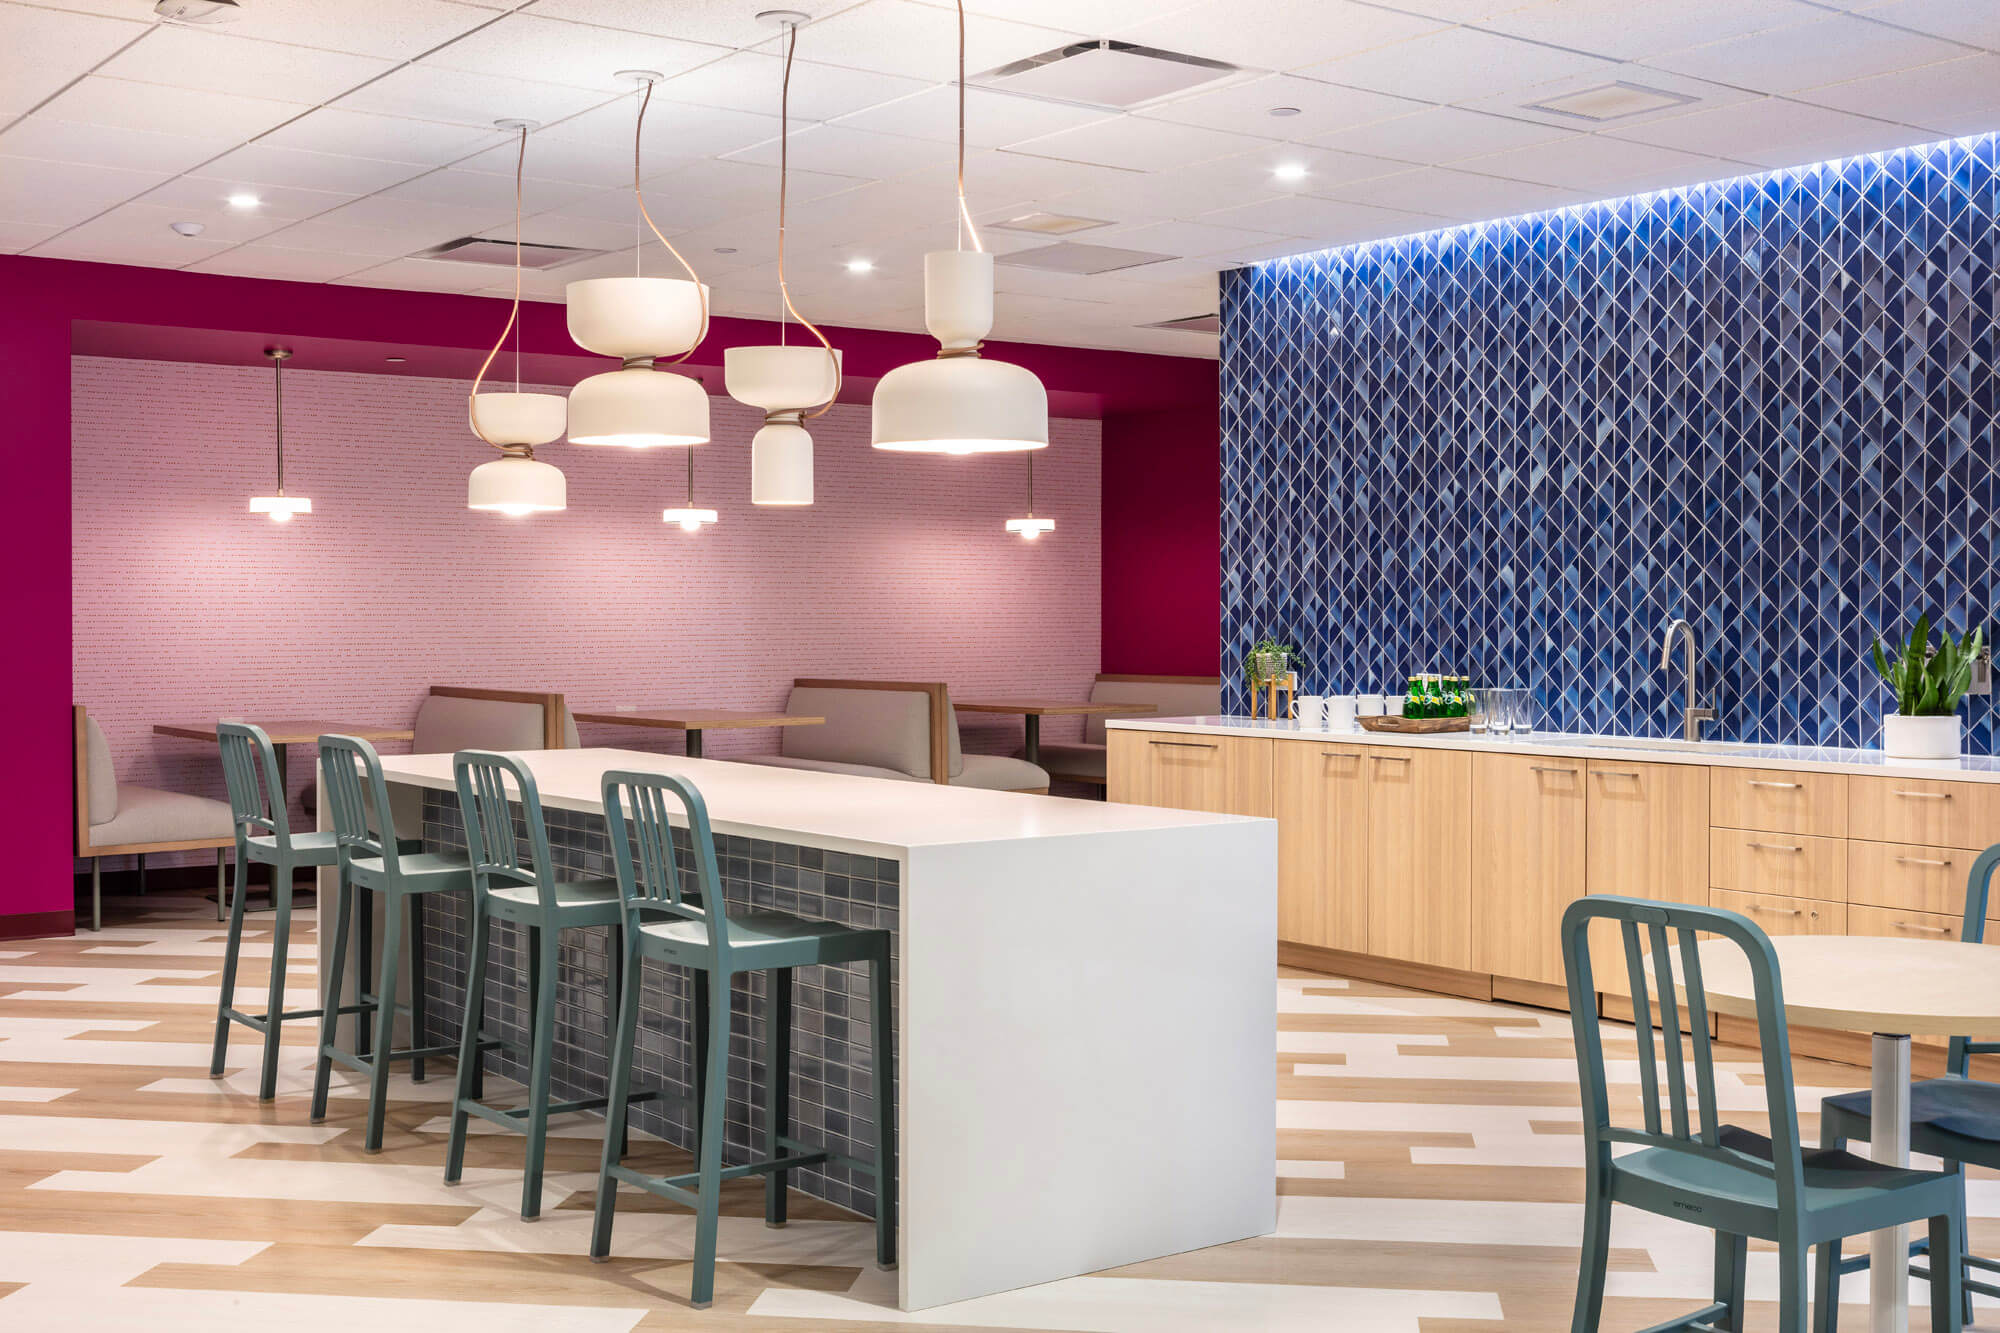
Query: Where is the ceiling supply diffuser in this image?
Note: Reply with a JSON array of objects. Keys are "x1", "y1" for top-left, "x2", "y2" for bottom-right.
[
  {"x1": 662, "y1": 447, "x2": 718, "y2": 533},
  {"x1": 724, "y1": 11, "x2": 841, "y2": 508},
  {"x1": 871, "y1": 1, "x2": 1048, "y2": 455},
  {"x1": 1005, "y1": 451, "x2": 1054, "y2": 539},
  {"x1": 566, "y1": 71, "x2": 711, "y2": 448},
  {"x1": 249, "y1": 347, "x2": 311, "y2": 521},
  {"x1": 467, "y1": 120, "x2": 567, "y2": 516}
]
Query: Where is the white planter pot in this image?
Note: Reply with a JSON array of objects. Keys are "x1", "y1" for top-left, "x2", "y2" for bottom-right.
[{"x1": 1882, "y1": 712, "x2": 1962, "y2": 760}]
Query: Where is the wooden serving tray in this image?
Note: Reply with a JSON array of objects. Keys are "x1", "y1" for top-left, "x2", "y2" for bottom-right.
[{"x1": 1358, "y1": 714, "x2": 1471, "y2": 735}]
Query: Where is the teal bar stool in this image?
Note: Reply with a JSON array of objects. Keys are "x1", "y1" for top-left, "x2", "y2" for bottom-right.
[
  {"x1": 444, "y1": 750, "x2": 646, "y2": 1220},
  {"x1": 311, "y1": 735, "x2": 492, "y2": 1151},
  {"x1": 1563, "y1": 895, "x2": 1965, "y2": 1333},
  {"x1": 210, "y1": 722, "x2": 341, "y2": 1102},
  {"x1": 589, "y1": 769, "x2": 896, "y2": 1310}
]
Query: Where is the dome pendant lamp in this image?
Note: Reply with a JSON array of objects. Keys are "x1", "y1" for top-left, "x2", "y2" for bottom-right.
[
  {"x1": 566, "y1": 71, "x2": 711, "y2": 449},
  {"x1": 467, "y1": 119, "x2": 567, "y2": 516},
  {"x1": 1005, "y1": 450, "x2": 1054, "y2": 539},
  {"x1": 662, "y1": 446, "x2": 718, "y2": 533},
  {"x1": 871, "y1": 0, "x2": 1047, "y2": 455},
  {"x1": 726, "y1": 12, "x2": 840, "y2": 507},
  {"x1": 249, "y1": 346, "x2": 312, "y2": 520}
]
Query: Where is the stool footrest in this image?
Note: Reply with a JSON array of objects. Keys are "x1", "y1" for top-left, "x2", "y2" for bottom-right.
[
  {"x1": 222, "y1": 1005, "x2": 324, "y2": 1034},
  {"x1": 459, "y1": 1086, "x2": 656, "y2": 1135},
  {"x1": 616, "y1": 1147, "x2": 832, "y2": 1202},
  {"x1": 779, "y1": 1134, "x2": 880, "y2": 1178},
  {"x1": 1631, "y1": 1302, "x2": 1728, "y2": 1333},
  {"x1": 322, "y1": 1042, "x2": 464, "y2": 1077}
]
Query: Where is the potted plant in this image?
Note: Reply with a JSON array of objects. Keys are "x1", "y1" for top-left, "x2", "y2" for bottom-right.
[
  {"x1": 1871, "y1": 615, "x2": 1984, "y2": 760},
  {"x1": 1245, "y1": 635, "x2": 1295, "y2": 687}
]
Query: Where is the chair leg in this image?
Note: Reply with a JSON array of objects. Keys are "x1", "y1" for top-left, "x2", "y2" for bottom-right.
[
  {"x1": 215, "y1": 848, "x2": 226, "y2": 920},
  {"x1": 1815, "y1": 1236, "x2": 1844, "y2": 1333},
  {"x1": 311, "y1": 871, "x2": 356, "y2": 1124},
  {"x1": 408, "y1": 894, "x2": 429, "y2": 1084},
  {"x1": 357, "y1": 894, "x2": 374, "y2": 1054},
  {"x1": 1946, "y1": 1164, "x2": 1974, "y2": 1326},
  {"x1": 1778, "y1": 1243, "x2": 1810, "y2": 1333},
  {"x1": 591, "y1": 933, "x2": 645, "y2": 1263},
  {"x1": 765, "y1": 968, "x2": 793, "y2": 1229},
  {"x1": 869, "y1": 943, "x2": 896, "y2": 1269},
  {"x1": 692, "y1": 968, "x2": 711, "y2": 1154},
  {"x1": 90, "y1": 856, "x2": 102, "y2": 933},
  {"x1": 607, "y1": 929, "x2": 627, "y2": 1161},
  {"x1": 690, "y1": 968, "x2": 734, "y2": 1310},
  {"x1": 1710, "y1": 1231, "x2": 1748, "y2": 1331},
  {"x1": 364, "y1": 889, "x2": 401, "y2": 1152},
  {"x1": 444, "y1": 900, "x2": 493, "y2": 1186},
  {"x1": 520, "y1": 922, "x2": 560, "y2": 1221},
  {"x1": 1931, "y1": 1210, "x2": 1966, "y2": 1333},
  {"x1": 1571, "y1": 1172, "x2": 1611, "y2": 1333},
  {"x1": 256, "y1": 866, "x2": 294, "y2": 1102},
  {"x1": 209, "y1": 849, "x2": 253, "y2": 1077},
  {"x1": 136, "y1": 851, "x2": 146, "y2": 896}
]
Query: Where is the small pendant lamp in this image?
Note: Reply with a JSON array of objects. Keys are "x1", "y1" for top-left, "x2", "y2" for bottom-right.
[
  {"x1": 725, "y1": 12, "x2": 841, "y2": 507},
  {"x1": 662, "y1": 446, "x2": 718, "y2": 532},
  {"x1": 567, "y1": 71, "x2": 710, "y2": 449},
  {"x1": 871, "y1": 0, "x2": 1047, "y2": 455},
  {"x1": 249, "y1": 346, "x2": 311, "y2": 520},
  {"x1": 1005, "y1": 450, "x2": 1054, "y2": 539},
  {"x1": 468, "y1": 118, "x2": 567, "y2": 516}
]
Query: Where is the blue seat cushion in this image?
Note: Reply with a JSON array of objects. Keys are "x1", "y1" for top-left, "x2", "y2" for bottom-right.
[
  {"x1": 1615, "y1": 1123, "x2": 1948, "y2": 1219},
  {"x1": 1824, "y1": 1078, "x2": 2000, "y2": 1144}
]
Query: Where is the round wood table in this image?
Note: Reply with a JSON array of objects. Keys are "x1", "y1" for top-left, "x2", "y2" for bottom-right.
[{"x1": 1697, "y1": 935, "x2": 2000, "y2": 1333}]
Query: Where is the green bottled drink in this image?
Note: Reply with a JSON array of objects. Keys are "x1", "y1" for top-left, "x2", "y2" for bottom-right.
[
  {"x1": 1449, "y1": 675, "x2": 1467, "y2": 718},
  {"x1": 1405, "y1": 674, "x2": 1427, "y2": 719},
  {"x1": 1425, "y1": 674, "x2": 1446, "y2": 718}
]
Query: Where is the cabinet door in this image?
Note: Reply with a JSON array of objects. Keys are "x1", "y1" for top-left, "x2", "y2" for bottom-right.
[
  {"x1": 1108, "y1": 732, "x2": 1271, "y2": 817},
  {"x1": 1585, "y1": 759, "x2": 1709, "y2": 998},
  {"x1": 1273, "y1": 740, "x2": 1368, "y2": 951},
  {"x1": 1365, "y1": 747, "x2": 1471, "y2": 969},
  {"x1": 1471, "y1": 753, "x2": 1585, "y2": 986}
]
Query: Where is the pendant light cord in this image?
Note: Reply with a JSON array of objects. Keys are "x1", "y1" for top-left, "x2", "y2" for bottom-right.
[
  {"x1": 955, "y1": 0, "x2": 981, "y2": 255},
  {"x1": 634, "y1": 80, "x2": 710, "y2": 364},
  {"x1": 776, "y1": 21, "x2": 841, "y2": 420},
  {"x1": 1025, "y1": 450, "x2": 1034, "y2": 516},
  {"x1": 467, "y1": 123, "x2": 528, "y2": 452},
  {"x1": 273, "y1": 352, "x2": 286, "y2": 496}
]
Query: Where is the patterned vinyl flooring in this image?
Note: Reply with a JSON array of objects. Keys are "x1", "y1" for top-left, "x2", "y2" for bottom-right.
[{"x1": 0, "y1": 890, "x2": 1993, "y2": 1331}]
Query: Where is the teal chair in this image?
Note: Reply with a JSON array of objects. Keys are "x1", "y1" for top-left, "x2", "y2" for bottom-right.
[
  {"x1": 210, "y1": 722, "x2": 342, "y2": 1102},
  {"x1": 1563, "y1": 895, "x2": 1965, "y2": 1333},
  {"x1": 588, "y1": 768, "x2": 896, "y2": 1309},
  {"x1": 443, "y1": 750, "x2": 646, "y2": 1220},
  {"x1": 311, "y1": 735, "x2": 492, "y2": 1151},
  {"x1": 1816, "y1": 843, "x2": 2000, "y2": 1331}
]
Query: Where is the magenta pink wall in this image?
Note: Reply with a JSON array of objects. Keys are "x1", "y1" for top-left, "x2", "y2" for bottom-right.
[
  {"x1": 73, "y1": 357, "x2": 1100, "y2": 862},
  {"x1": 1101, "y1": 403, "x2": 1221, "y2": 676}
]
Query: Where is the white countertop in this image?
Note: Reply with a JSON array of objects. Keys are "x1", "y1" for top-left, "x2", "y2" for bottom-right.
[
  {"x1": 1107, "y1": 715, "x2": 2000, "y2": 784},
  {"x1": 377, "y1": 747, "x2": 1263, "y2": 857}
]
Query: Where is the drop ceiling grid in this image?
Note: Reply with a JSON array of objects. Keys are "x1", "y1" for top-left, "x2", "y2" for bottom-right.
[{"x1": 0, "y1": 0, "x2": 1997, "y2": 355}]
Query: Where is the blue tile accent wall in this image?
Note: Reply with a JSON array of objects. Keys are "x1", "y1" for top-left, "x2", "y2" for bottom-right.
[{"x1": 1221, "y1": 134, "x2": 1999, "y2": 752}]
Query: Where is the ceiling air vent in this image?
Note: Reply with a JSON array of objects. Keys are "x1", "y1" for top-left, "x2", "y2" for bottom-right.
[
  {"x1": 978, "y1": 40, "x2": 1237, "y2": 109},
  {"x1": 413, "y1": 236, "x2": 601, "y2": 269},
  {"x1": 991, "y1": 210, "x2": 1113, "y2": 236},
  {"x1": 999, "y1": 242, "x2": 1175, "y2": 275},
  {"x1": 1144, "y1": 313, "x2": 1220, "y2": 335},
  {"x1": 1522, "y1": 81, "x2": 1697, "y2": 123}
]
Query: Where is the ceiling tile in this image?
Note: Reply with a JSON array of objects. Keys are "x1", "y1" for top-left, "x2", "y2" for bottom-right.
[
  {"x1": 724, "y1": 124, "x2": 957, "y2": 180},
  {"x1": 1110, "y1": 0, "x2": 1450, "y2": 73},
  {"x1": 184, "y1": 245, "x2": 380, "y2": 282},
  {"x1": 259, "y1": 107, "x2": 510, "y2": 166},
  {"x1": 191, "y1": 142, "x2": 432, "y2": 194},
  {"x1": 0, "y1": 3, "x2": 146, "y2": 119},
  {"x1": 209, "y1": 0, "x2": 506, "y2": 61},
  {"x1": 1307, "y1": 105, "x2": 1573, "y2": 162},
  {"x1": 1090, "y1": 217, "x2": 1288, "y2": 259},
  {"x1": 255, "y1": 215, "x2": 437, "y2": 258},
  {"x1": 0, "y1": 154, "x2": 167, "y2": 227},
  {"x1": 0, "y1": 116, "x2": 234, "y2": 175},
  {"x1": 142, "y1": 174, "x2": 356, "y2": 220},
  {"x1": 0, "y1": 219, "x2": 64, "y2": 252},
  {"x1": 1642, "y1": 13, "x2": 1969, "y2": 95},
  {"x1": 797, "y1": 1, "x2": 1074, "y2": 82},
  {"x1": 519, "y1": 0, "x2": 854, "y2": 50},
  {"x1": 1850, "y1": 0, "x2": 2000, "y2": 51},
  {"x1": 1461, "y1": 132, "x2": 1743, "y2": 194},
  {"x1": 1012, "y1": 116, "x2": 1274, "y2": 171},
  {"x1": 1141, "y1": 73, "x2": 1429, "y2": 140},
  {"x1": 333, "y1": 65, "x2": 609, "y2": 128},
  {"x1": 519, "y1": 99, "x2": 780, "y2": 175},
  {"x1": 58, "y1": 199, "x2": 291, "y2": 246},
  {"x1": 946, "y1": 0, "x2": 1168, "y2": 29},
  {"x1": 1608, "y1": 97, "x2": 1923, "y2": 170},
  {"x1": 312, "y1": 192, "x2": 508, "y2": 240},
  {"x1": 511, "y1": 209, "x2": 649, "y2": 252},
  {"x1": 1459, "y1": 63, "x2": 1760, "y2": 132},
  {"x1": 98, "y1": 26, "x2": 394, "y2": 103},
  {"x1": 1798, "y1": 54, "x2": 2000, "y2": 138},
  {"x1": 1324, "y1": 165, "x2": 1589, "y2": 221},
  {"x1": 657, "y1": 52, "x2": 929, "y2": 122},
  {"x1": 375, "y1": 166, "x2": 608, "y2": 216},
  {"x1": 1479, "y1": 0, "x2": 1829, "y2": 62},
  {"x1": 35, "y1": 75, "x2": 311, "y2": 140},
  {"x1": 1307, "y1": 27, "x2": 1618, "y2": 103},
  {"x1": 832, "y1": 85, "x2": 1117, "y2": 148},
  {"x1": 333, "y1": 255, "x2": 506, "y2": 292},
  {"x1": 418, "y1": 13, "x2": 725, "y2": 91},
  {"x1": 1195, "y1": 191, "x2": 1451, "y2": 244}
]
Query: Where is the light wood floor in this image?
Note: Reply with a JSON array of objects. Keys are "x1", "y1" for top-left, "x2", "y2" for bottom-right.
[{"x1": 1, "y1": 890, "x2": 1992, "y2": 1331}]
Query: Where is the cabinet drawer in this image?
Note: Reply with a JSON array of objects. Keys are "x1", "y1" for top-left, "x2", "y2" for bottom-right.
[
  {"x1": 1709, "y1": 828, "x2": 1846, "y2": 903},
  {"x1": 1848, "y1": 774, "x2": 2000, "y2": 849},
  {"x1": 1710, "y1": 767, "x2": 1846, "y2": 838},
  {"x1": 1711, "y1": 888, "x2": 1846, "y2": 936},
  {"x1": 1847, "y1": 902, "x2": 1968, "y2": 943},
  {"x1": 1848, "y1": 840, "x2": 1995, "y2": 919}
]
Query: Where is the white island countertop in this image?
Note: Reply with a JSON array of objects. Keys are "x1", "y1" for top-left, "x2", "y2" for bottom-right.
[
  {"x1": 1108, "y1": 715, "x2": 2000, "y2": 784},
  {"x1": 376, "y1": 746, "x2": 1264, "y2": 858}
]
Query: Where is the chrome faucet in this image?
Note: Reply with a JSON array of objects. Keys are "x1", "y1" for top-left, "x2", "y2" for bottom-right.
[{"x1": 1660, "y1": 618, "x2": 1717, "y2": 742}]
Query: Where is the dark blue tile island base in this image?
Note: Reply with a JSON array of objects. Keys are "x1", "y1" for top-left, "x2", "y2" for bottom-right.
[{"x1": 415, "y1": 790, "x2": 900, "y2": 1216}]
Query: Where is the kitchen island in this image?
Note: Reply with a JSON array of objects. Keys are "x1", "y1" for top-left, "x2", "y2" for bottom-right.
[{"x1": 327, "y1": 747, "x2": 1277, "y2": 1312}]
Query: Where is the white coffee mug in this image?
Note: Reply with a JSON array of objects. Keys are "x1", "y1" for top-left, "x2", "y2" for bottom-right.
[
  {"x1": 1329, "y1": 695, "x2": 1358, "y2": 732},
  {"x1": 1296, "y1": 695, "x2": 1326, "y2": 729},
  {"x1": 1385, "y1": 696, "x2": 1406, "y2": 717},
  {"x1": 1358, "y1": 693, "x2": 1387, "y2": 716}
]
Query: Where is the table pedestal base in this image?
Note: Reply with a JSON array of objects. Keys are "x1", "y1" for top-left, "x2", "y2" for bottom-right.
[{"x1": 1870, "y1": 1031, "x2": 1913, "y2": 1333}]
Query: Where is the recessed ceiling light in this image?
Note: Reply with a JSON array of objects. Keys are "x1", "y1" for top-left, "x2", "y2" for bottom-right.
[
  {"x1": 1267, "y1": 106, "x2": 1302, "y2": 118},
  {"x1": 714, "y1": 246, "x2": 738, "y2": 254},
  {"x1": 846, "y1": 258, "x2": 874, "y2": 274},
  {"x1": 226, "y1": 192, "x2": 261, "y2": 210},
  {"x1": 1273, "y1": 162, "x2": 1308, "y2": 183},
  {"x1": 385, "y1": 356, "x2": 407, "y2": 363},
  {"x1": 154, "y1": 0, "x2": 242, "y2": 23}
]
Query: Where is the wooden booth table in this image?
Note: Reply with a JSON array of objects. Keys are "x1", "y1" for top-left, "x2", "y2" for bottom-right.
[
  {"x1": 155, "y1": 719, "x2": 416, "y2": 798},
  {"x1": 954, "y1": 700, "x2": 1156, "y2": 768},
  {"x1": 1697, "y1": 934, "x2": 2000, "y2": 1333},
  {"x1": 570, "y1": 706, "x2": 823, "y2": 758}
]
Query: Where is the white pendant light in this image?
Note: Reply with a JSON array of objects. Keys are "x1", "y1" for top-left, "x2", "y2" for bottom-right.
[
  {"x1": 567, "y1": 71, "x2": 711, "y2": 449},
  {"x1": 725, "y1": 12, "x2": 842, "y2": 507},
  {"x1": 468, "y1": 119, "x2": 567, "y2": 516},
  {"x1": 249, "y1": 346, "x2": 311, "y2": 521},
  {"x1": 1005, "y1": 450, "x2": 1054, "y2": 539},
  {"x1": 661, "y1": 447, "x2": 717, "y2": 532},
  {"x1": 871, "y1": 0, "x2": 1047, "y2": 456}
]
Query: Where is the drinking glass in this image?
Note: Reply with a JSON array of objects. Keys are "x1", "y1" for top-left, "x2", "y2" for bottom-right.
[
  {"x1": 1509, "y1": 688, "x2": 1536, "y2": 735},
  {"x1": 1467, "y1": 686, "x2": 1487, "y2": 733}
]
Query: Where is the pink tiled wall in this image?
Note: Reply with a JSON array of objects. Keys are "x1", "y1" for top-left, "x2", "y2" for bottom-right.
[{"x1": 72, "y1": 356, "x2": 1101, "y2": 864}]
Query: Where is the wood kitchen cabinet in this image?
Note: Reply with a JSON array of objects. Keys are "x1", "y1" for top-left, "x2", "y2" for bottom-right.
[
  {"x1": 1365, "y1": 746, "x2": 1472, "y2": 970},
  {"x1": 1273, "y1": 740, "x2": 1368, "y2": 952},
  {"x1": 1106, "y1": 730, "x2": 1271, "y2": 817},
  {"x1": 1586, "y1": 758, "x2": 1709, "y2": 999},
  {"x1": 1471, "y1": 752, "x2": 1586, "y2": 986}
]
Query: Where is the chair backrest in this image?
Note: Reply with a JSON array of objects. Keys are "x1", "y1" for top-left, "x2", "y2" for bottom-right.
[
  {"x1": 453, "y1": 749, "x2": 556, "y2": 911},
  {"x1": 1083, "y1": 674, "x2": 1223, "y2": 744},
  {"x1": 72, "y1": 706, "x2": 119, "y2": 852},
  {"x1": 1560, "y1": 895, "x2": 1806, "y2": 1217},
  {"x1": 415, "y1": 686, "x2": 575, "y2": 754},
  {"x1": 602, "y1": 769, "x2": 731, "y2": 960},
  {"x1": 1946, "y1": 844, "x2": 2000, "y2": 1075},
  {"x1": 218, "y1": 722, "x2": 291, "y2": 845},
  {"x1": 320, "y1": 734, "x2": 397, "y2": 873},
  {"x1": 781, "y1": 679, "x2": 960, "y2": 783}
]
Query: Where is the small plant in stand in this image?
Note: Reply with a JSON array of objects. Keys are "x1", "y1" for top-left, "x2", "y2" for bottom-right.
[
  {"x1": 1870, "y1": 614, "x2": 1983, "y2": 759},
  {"x1": 1245, "y1": 635, "x2": 1296, "y2": 686}
]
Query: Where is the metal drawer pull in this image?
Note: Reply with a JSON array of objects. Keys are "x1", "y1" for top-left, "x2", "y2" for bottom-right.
[
  {"x1": 1749, "y1": 842, "x2": 1802, "y2": 853},
  {"x1": 1748, "y1": 780, "x2": 1803, "y2": 790},
  {"x1": 1320, "y1": 750, "x2": 1360, "y2": 760},
  {"x1": 1594, "y1": 769, "x2": 1640, "y2": 779},
  {"x1": 1372, "y1": 755, "x2": 1410, "y2": 764},
  {"x1": 1152, "y1": 740, "x2": 1217, "y2": 750},
  {"x1": 1746, "y1": 903, "x2": 1803, "y2": 917},
  {"x1": 1530, "y1": 765, "x2": 1578, "y2": 775},
  {"x1": 1896, "y1": 856, "x2": 1952, "y2": 868},
  {"x1": 1895, "y1": 921, "x2": 1953, "y2": 935},
  {"x1": 1893, "y1": 790, "x2": 1953, "y2": 800}
]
